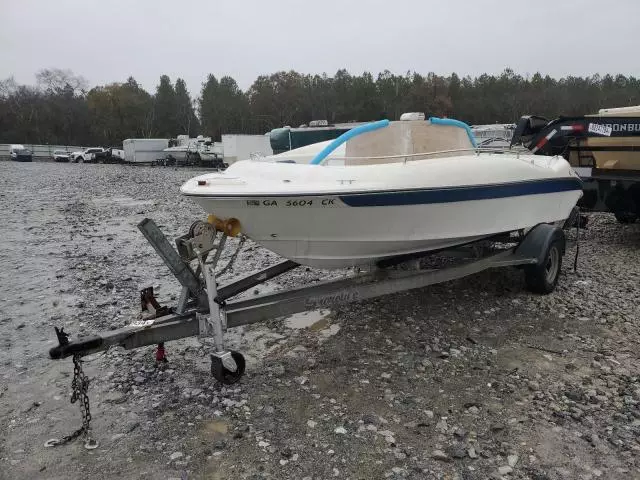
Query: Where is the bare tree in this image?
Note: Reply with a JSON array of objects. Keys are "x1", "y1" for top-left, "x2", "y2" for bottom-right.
[
  {"x1": 0, "y1": 76, "x2": 18, "y2": 97},
  {"x1": 36, "y1": 68, "x2": 88, "y2": 95}
]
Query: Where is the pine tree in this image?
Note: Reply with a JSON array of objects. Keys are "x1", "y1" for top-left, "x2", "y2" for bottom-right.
[{"x1": 153, "y1": 75, "x2": 178, "y2": 137}]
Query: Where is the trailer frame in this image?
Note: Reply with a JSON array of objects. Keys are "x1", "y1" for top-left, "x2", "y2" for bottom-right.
[
  {"x1": 44, "y1": 217, "x2": 568, "y2": 449},
  {"x1": 49, "y1": 217, "x2": 566, "y2": 384}
]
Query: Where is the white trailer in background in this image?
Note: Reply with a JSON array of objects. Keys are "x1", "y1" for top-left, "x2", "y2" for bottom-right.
[
  {"x1": 221, "y1": 134, "x2": 273, "y2": 165},
  {"x1": 123, "y1": 139, "x2": 169, "y2": 164}
]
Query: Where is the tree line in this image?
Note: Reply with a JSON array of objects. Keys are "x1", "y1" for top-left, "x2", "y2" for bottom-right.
[{"x1": 2, "y1": 67, "x2": 640, "y2": 147}]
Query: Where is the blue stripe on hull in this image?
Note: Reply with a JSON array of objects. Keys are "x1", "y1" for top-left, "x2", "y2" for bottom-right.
[{"x1": 339, "y1": 178, "x2": 582, "y2": 207}]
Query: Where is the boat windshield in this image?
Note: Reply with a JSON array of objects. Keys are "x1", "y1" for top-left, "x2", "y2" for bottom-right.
[{"x1": 261, "y1": 120, "x2": 489, "y2": 165}]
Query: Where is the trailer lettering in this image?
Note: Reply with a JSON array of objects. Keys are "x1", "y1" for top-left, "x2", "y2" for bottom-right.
[
  {"x1": 600, "y1": 123, "x2": 640, "y2": 134},
  {"x1": 305, "y1": 290, "x2": 358, "y2": 308}
]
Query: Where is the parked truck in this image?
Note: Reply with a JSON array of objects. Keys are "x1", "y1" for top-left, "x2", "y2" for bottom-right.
[{"x1": 70, "y1": 147, "x2": 105, "y2": 163}]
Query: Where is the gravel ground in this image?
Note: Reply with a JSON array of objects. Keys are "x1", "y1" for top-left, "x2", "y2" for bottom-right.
[{"x1": 0, "y1": 161, "x2": 639, "y2": 480}]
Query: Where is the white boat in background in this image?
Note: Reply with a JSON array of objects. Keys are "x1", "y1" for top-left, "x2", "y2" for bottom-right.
[
  {"x1": 472, "y1": 123, "x2": 516, "y2": 148},
  {"x1": 164, "y1": 135, "x2": 225, "y2": 166},
  {"x1": 181, "y1": 116, "x2": 582, "y2": 269}
]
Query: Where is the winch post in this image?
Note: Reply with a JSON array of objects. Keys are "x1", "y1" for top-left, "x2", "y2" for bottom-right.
[{"x1": 137, "y1": 218, "x2": 207, "y2": 308}]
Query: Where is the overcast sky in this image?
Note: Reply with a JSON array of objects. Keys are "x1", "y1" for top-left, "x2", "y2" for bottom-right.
[{"x1": 2, "y1": 0, "x2": 639, "y2": 97}]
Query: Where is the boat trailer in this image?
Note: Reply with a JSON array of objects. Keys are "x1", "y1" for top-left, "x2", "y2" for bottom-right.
[{"x1": 46, "y1": 217, "x2": 567, "y2": 447}]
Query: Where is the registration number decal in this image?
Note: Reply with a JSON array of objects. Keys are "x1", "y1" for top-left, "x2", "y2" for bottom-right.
[{"x1": 245, "y1": 198, "x2": 339, "y2": 207}]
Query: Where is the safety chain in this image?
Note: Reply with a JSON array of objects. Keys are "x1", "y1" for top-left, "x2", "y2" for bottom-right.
[
  {"x1": 216, "y1": 235, "x2": 246, "y2": 277},
  {"x1": 44, "y1": 354, "x2": 98, "y2": 449}
]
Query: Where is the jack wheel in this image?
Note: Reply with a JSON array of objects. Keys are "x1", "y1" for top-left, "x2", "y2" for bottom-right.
[
  {"x1": 211, "y1": 351, "x2": 245, "y2": 384},
  {"x1": 524, "y1": 239, "x2": 563, "y2": 294}
]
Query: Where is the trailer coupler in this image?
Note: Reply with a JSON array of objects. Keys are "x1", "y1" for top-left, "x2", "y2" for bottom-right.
[{"x1": 49, "y1": 327, "x2": 103, "y2": 360}]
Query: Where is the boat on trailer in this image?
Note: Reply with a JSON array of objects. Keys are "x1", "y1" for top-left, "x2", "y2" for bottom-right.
[
  {"x1": 163, "y1": 135, "x2": 226, "y2": 168},
  {"x1": 45, "y1": 116, "x2": 581, "y2": 449},
  {"x1": 181, "y1": 116, "x2": 582, "y2": 268}
]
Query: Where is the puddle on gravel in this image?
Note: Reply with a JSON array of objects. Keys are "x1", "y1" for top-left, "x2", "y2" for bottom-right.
[
  {"x1": 285, "y1": 309, "x2": 330, "y2": 329},
  {"x1": 322, "y1": 323, "x2": 341, "y2": 335},
  {"x1": 203, "y1": 419, "x2": 229, "y2": 435}
]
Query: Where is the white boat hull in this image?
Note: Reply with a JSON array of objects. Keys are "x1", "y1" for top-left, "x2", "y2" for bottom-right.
[
  {"x1": 182, "y1": 153, "x2": 582, "y2": 268},
  {"x1": 186, "y1": 188, "x2": 578, "y2": 268}
]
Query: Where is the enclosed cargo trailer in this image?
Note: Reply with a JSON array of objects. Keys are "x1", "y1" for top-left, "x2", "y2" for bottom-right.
[
  {"x1": 123, "y1": 138, "x2": 169, "y2": 164},
  {"x1": 221, "y1": 134, "x2": 273, "y2": 165}
]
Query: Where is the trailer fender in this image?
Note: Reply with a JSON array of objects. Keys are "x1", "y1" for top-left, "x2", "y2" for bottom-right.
[{"x1": 515, "y1": 223, "x2": 566, "y2": 266}]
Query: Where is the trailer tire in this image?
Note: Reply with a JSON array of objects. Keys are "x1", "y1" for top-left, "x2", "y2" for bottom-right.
[{"x1": 524, "y1": 238, "x2": 562, "y2": 294}]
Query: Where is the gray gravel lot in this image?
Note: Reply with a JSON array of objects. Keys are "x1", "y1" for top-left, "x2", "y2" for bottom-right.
[{"x1": 0, "y1": 161, "x2": 639, "y2": 480}]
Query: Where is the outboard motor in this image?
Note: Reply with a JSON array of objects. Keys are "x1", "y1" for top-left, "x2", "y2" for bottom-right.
[
  {"x1": 510, "y1": 115, "x2": 550, "y2": 149},
  {"x1": 512, "y1": 115, "x2": 578, "y2": 157}
]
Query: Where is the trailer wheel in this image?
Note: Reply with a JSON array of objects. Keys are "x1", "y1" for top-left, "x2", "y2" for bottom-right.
[
  {"x1": 524, "y1": 239, "x2": 562, "y2": 294},
  {"x1": 211, "y1": 351, "x2": 245, "y2": 384}
]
